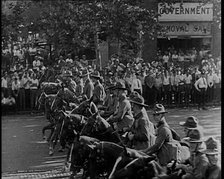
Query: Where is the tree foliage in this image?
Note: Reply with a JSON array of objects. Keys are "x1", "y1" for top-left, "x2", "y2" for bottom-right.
[{"x1": 2, "y1": 0, "x2": 221, "y2": 58}]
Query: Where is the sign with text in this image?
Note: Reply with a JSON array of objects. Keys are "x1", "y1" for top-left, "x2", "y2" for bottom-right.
[
  {"x1": 160, "y1": 22, "x2": 211, "y2": 36},
  {"x1": 158, "y1": 3, "x2": 213, "y2": 21}
]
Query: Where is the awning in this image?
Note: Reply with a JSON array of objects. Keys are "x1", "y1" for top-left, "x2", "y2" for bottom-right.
[{"x1": 157, "y1": 35, "x2": 212, "y2": 39}]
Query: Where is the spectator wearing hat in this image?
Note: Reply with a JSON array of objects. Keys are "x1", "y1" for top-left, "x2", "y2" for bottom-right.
[
  {"x1": 202, "y1": 137, "x2": 221, "y2": 179},
  {"x1": 107, "y1": 82, "x2": 134, "y2": 134},
  {"x1": 176, "y1": 128, "x2": 209, "y2": 179},
  {"x1": 126, "y1": 95, "x2": 155, "y2": 150},
  {"x1": 91, "y1": 71, "x2": 106, "y2": 106},
  {"x1": 194, "y1": 70, "x2": 208, "y2": 110},
  {"x1": 142, "y1": 104, "x2": 182, "y2": 165}
]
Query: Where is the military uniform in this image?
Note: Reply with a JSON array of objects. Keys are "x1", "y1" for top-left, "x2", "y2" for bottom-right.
[
  {"x1": 129, "y1": 109, "x2": 155, "y2": 150},
  {"x1": 83, "y1": 78, "x2": 94, "y2": 99},
  {"x1": 92, "y1": 80, "x2": 106, "y2": 105},
  {"x1": 108, "y1": 92, "x2": 134, "y2": 132}
]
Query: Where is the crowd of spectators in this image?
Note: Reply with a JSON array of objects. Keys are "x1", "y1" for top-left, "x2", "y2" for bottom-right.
[{"x1": 1, "y1": 44, "x2": 221, "y2": 115}]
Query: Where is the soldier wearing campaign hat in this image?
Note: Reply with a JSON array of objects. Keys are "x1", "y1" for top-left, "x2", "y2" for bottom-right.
[
  {"x1": 201, "y1": 137, "x2": 221, "y2": 179},
  {"x1": 127, "y1": 94, "x2": 155, "y2": 150},
  {"x1": 91, "y1": 71, "x2": 106, "y2": 106},
  {"x1": 107, "y1": 82, "x2": 134, "y2": 133},
  {"x1": 176, "y1": 128, "x2": 209, "y2": 179}
]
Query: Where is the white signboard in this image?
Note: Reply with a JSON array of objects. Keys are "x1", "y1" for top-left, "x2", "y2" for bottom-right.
[
  {"x1": 158, "y1": 3, "x2": 213, "y2": 21},
  {"x1": 160, "y1": 22, "x2": 211, "y2": 36}
]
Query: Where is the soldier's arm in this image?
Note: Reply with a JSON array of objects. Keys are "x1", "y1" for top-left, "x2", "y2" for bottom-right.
[
  {"x1": 143, "y1": 127, "x2": 167, "y2": 155},
  {"x1": 133, "y1": 119, "x2": 148, "y2": 141}
]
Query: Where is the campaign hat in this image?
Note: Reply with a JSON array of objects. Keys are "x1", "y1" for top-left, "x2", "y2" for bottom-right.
[
  {"x1": 201, "y1": 137, "x2": 220, "y2": 155},
  {"x1": 129, "y1": 95, "x2": 148, "y2": 107},
  {"x1": 113, "y1": 82, "x2": 127, "y2": 90},
  {"x1": 179, "y1": 116, "x2": 199, "y2": 129},
  {"x1": 153, "y1": 104, "x2": 168, "y2": 115}
]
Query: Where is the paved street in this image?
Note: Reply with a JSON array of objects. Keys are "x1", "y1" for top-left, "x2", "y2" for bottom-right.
[{"x1": 2, "y1": 107, "x2": 221, "y2": 178}]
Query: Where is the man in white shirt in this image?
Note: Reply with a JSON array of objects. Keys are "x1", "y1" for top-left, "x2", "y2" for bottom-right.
[
  {"x1": 213, "y1": 70, "x2": 221, "y2": 105},
  {"x1": 33, "y1": 56, "x2": 41, "y2": 70},
  {"x1": 184, "y1": 70, "x2": 192, "y2": 107},
  {"x1": 206, "y1": 69, "x2": 214, "y2": 103},
  {"x1": 131, "y1": 73, "x2": 142, "y2": 95},
  {"x1": 162, "y1": 51, "x2": 169, "y2": 69},
  {"x1": 194, "y1": 70, "x2": 208, "y2": 110},
  {"x1": 30, "y1": 74, "x2": 39, "y2": 113},
  {"x1": 1, "y1": 73, "x2": 8, "y2": 97},
  {"x1": 65, "y1": 54, "x2": 73, "y2": 64}
]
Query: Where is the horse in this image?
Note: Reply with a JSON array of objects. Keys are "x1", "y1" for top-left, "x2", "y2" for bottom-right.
[
  {"x1": 80, "y1": 112, "x2": 121, "y2": 143},
  {"x1": 70, "y1": 96, "x2": 98, "y2": 117},
  {"x1": 48, "y1": 110, "x2": 87, "y2": 156},
  {"x1": 37, "y1": 92, "x2": 57, "y2": 141}
]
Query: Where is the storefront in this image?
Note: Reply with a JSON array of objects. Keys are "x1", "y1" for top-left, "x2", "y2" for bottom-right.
[{"x1": 157, "y1": 2, "x2": 213, "y2": 53}]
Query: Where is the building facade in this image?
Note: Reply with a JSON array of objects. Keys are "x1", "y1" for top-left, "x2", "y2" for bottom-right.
[{"x1": 143, "y1": 0, "x2": 221, "y2": 62}]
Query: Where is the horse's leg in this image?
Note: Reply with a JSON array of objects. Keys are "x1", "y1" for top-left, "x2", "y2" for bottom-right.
[
  {"x1": 47, "y1": 124, "x2": 55, "y2": 142},
  {"x1": 48, "y1": 126, "x2": 58, "y2": 156},
  {"x1": 42, "y1": 123, "x2": 51, "y2": 140}
]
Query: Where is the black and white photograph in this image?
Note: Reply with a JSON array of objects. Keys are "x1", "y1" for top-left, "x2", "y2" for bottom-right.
[{"x1": 2, "y1": 0, "x2": 221, "y2": 178}]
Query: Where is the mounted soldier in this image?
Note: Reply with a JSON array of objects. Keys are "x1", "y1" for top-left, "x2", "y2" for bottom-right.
[
  {"x1": 126, "y1": 94, "x2": 156, "y2": 150},
  {"x1": 107, "y1": 82, "x2": 134, "y2": 134},
  {"x1": 142, "y1": 104, "x2": 188, "y2": 166},
  {"x1": 90, "y1": 71, "x2": 106, "y2": 107}
]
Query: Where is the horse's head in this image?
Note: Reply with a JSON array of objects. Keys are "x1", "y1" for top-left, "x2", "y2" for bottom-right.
[
  {"x1": 108, "y1": 145, "x2": 155, "y2": 179},
  {"x1": 37, "y1": 92, "x2": 47, "y2": 110},
  {"x1": 80, "y1": 112, "x2": 110, "y2": 137},
  {"x1": 50, "y1": 91, "x2": 67, "y2": 111},
  {"x1": 71, "y1": 98, "x2": 98, "y2": 117}
]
